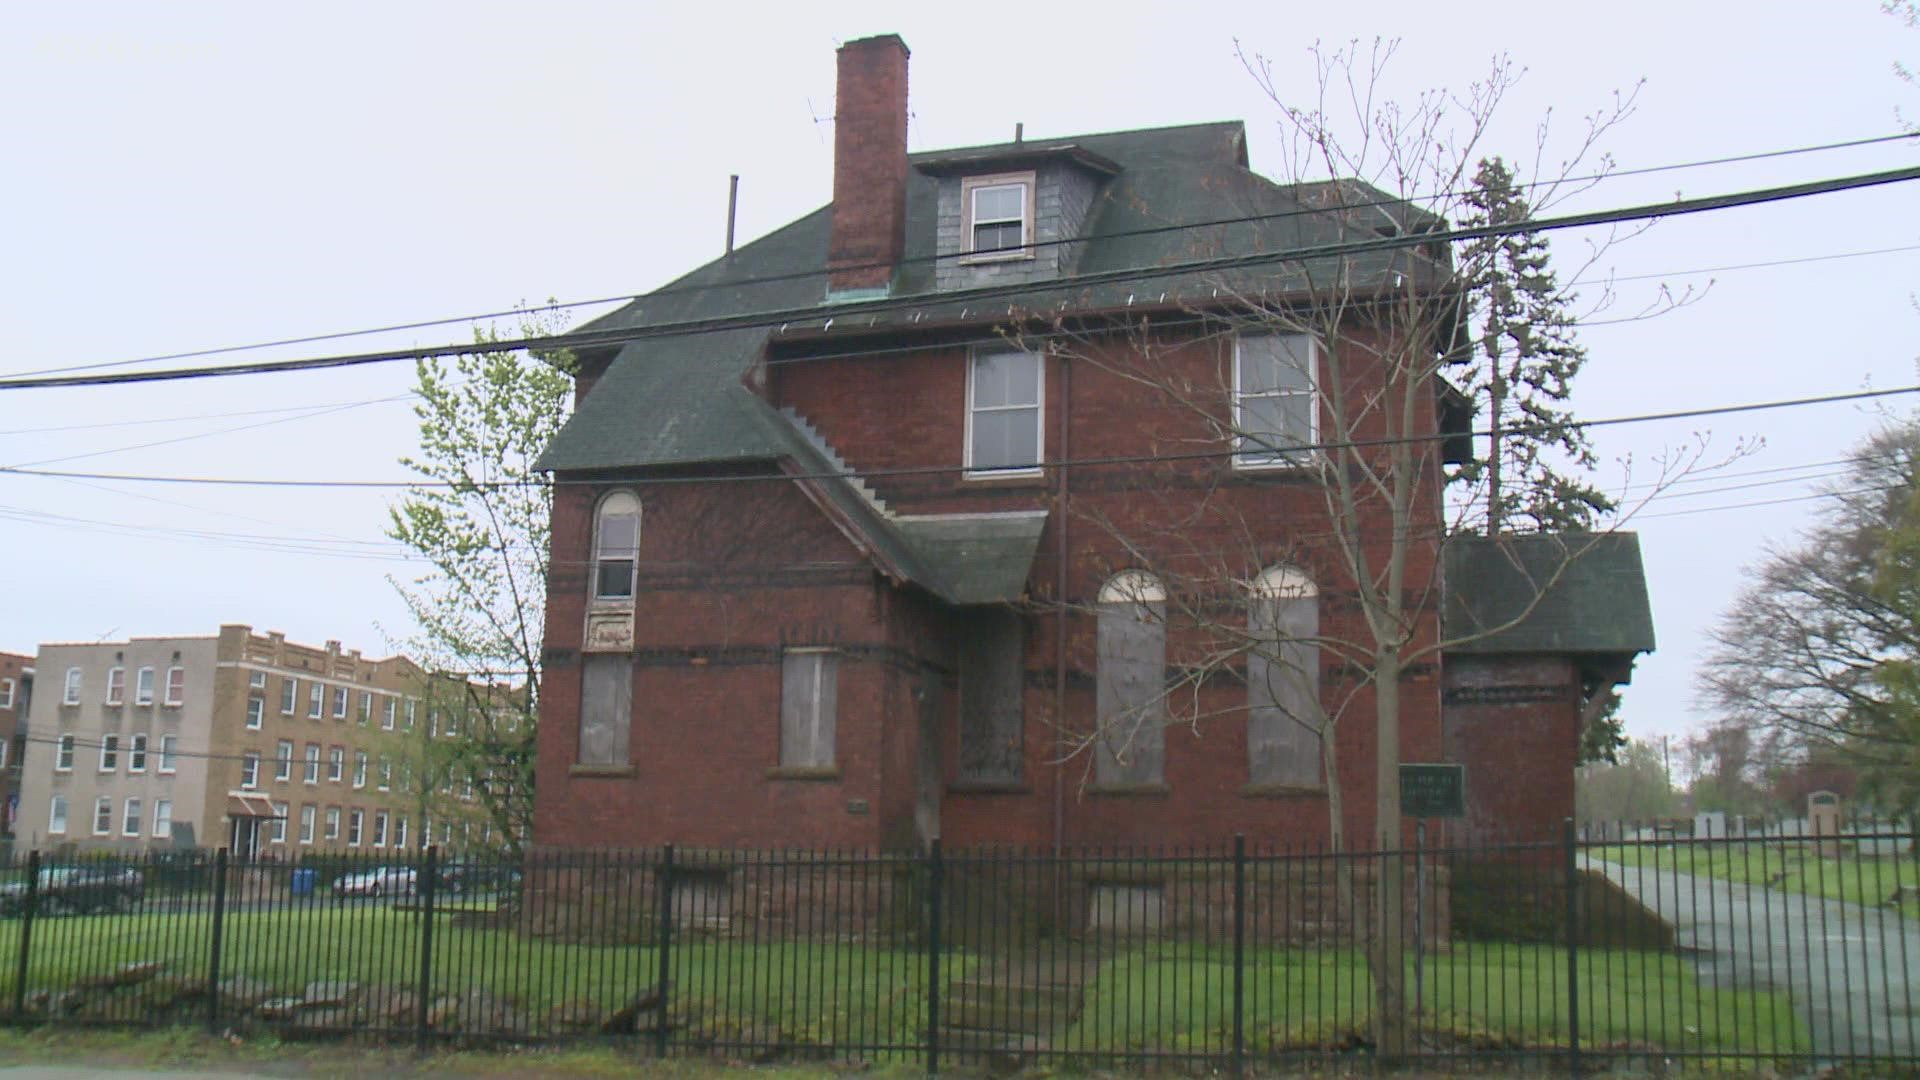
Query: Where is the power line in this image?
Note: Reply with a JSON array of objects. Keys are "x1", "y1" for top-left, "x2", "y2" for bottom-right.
[
  {"x1": 8, "y1": 130, "x2": 1912, "y2": 382},
  {"x1": 5, "y1": 162, "x2": 1919, "y2": 393},
  {"x1": 2, "y1": 381, "x2": 1913, "y2": 490},
  {"x1": 1, "y1": 397, "x2": 402, "y2": 471},
  {"x1": 0, "y1": 395, "x2": 413, "y2": 436}
]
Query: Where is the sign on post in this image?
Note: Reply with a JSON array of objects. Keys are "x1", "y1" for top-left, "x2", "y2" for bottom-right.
[{"x1": 1400, "y1": 763, "x2": 1465, "y2": 819}]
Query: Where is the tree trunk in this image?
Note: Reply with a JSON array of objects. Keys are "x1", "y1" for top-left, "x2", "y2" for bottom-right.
[{"x1": 1370, "y1": 647, "x2": 1408, "y2": 1059}]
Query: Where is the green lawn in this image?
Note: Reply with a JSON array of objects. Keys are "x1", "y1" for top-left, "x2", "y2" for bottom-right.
[
  {"x1": 1590, "y1": 842, "x2": 1918, "y2": 916},
  {"x1": 0, "y1": 905, "x2": 1810, "y2": 1060},
  {"x1": 1067, "y1": 942, "x2": 1807, "y2": 1057}
]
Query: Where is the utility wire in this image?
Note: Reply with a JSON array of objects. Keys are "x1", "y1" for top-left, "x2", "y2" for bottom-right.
[
  {"x1": 5, "y1": 162, "x2": 1919, "y2": 393},
  {"x1": 7, "y1": 130, "x2": 1912, "y2": 381}
]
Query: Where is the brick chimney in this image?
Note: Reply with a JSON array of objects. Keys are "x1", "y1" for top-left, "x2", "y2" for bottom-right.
[{"x1": 828, "y1": 34, "x2": 910, "y2": 297}]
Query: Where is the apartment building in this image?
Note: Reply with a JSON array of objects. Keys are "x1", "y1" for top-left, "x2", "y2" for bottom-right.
[
  {"x1": 18, "y1": 625, "x2": 494, "y2": 858},
  {"x1": 0, "y1": 651, "x2": 29, "y2": 836}
]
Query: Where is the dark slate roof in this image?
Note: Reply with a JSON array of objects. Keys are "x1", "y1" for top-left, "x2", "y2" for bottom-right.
[
  {"x1": 1443, "y1": 533, "x2": 1656, "y2": 657},
  {"x1": 895, "y1": 513, "x2": 1049, "y2": 605}
]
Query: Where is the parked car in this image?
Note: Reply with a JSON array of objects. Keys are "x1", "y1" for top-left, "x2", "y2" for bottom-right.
[
  {"x1": 0, "y1": 865, "x2": 145, "y2": 916},
  {"x1": 435, "y1": 859, "x2": 522, "y2": 896},
  {"x1": 331, "y1": 866, "x2": 416, "y2": 900}
]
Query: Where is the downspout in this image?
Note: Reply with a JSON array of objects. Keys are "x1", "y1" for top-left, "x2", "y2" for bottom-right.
[{"x1": 1052, "y1": 347, "x2": 1071, "y2": 855}]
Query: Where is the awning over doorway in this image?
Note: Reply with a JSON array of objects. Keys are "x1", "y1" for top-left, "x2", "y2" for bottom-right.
[{"x1": 225, "y1": 792, "x2": 282, "y2": 818}]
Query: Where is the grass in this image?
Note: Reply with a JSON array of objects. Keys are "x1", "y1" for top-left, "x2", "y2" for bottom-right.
[
  {"x1": 1067, "y1": 942, "x2": 1808, "y2": 1057},
  {"x1": 0, "y1": 904, "x2": 1811, "y2": 1062},
  {"x1": 1589, "y1": 842, "x2": 1919, "y2": 916}
]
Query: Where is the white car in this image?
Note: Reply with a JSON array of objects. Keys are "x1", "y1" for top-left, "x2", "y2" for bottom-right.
[{"x1": 331, "y1": 866, "x2": 416, "y2": 899}]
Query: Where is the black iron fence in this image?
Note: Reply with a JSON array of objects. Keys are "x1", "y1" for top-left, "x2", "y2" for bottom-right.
[{"x1": 0, "y1": 823, "x2": 1914, "y2": 1071}]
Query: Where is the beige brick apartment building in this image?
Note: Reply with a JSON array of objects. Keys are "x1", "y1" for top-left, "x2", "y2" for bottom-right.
[
  {"x1": 0, "y1": 651, "x2": 29, "y2": 836},
  {"x1": 18, "y1": 625, "x2": 493, "y2": 858}
]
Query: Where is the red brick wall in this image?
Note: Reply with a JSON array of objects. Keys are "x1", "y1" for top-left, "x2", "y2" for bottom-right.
[
  {"x1": 1441, "y1": 655, "x2": 1579, "y2": 842},
  {"x1": 827, "y1": 35, "x2": 910, "y2": 292}
]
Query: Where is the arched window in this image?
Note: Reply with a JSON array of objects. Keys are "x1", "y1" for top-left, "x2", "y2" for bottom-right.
[
  {"x1": 1247, "y1": 565, "x2": 1321, "y2": 787},
  {"x1": 1096, "y1": 571, "x2": 1167, "y2": 787},
  {"x1": 592, "y1": 492, "x2": 641, "y2": 601}
]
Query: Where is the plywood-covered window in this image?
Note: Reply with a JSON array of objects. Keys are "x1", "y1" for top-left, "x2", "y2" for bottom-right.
[
  {"x1": 780, "y1": 649, "x2": 838, "y2": 770},
  {"x1": 1247, "y1": 565, "x2": 1322, "y2": 788},
  {"x1": 958, "y1": 609, "x2": 1024, "y2": 784},
  {"x1": 593, "y1": 492, "x2": 641, "y2": 601},
  {"x1": 1095, "y1": 571, "x2": 1167, "y2": 787},
  {"x1": 578, "y1": 655, "x2": 632, "y2": 766}
]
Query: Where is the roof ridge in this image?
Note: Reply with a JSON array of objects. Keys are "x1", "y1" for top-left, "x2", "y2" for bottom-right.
[{"x1": 906, "y1": 119, "x2": 1245, "y2": 161}]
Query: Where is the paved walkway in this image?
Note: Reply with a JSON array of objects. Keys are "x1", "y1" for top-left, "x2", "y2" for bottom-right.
[{"x1": 1586, "y1": 857, "x2": 1920, "y2": 1061}]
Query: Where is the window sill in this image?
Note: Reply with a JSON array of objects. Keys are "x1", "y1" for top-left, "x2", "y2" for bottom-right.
[
  {"x1": 1241, "y1": 782, "x2": 1327, "y2": 799},
  {"x1": 1087, "y1": 782, "x2": 1170, "y2": 798},
  {"x1": 948, "y1": 779, "x2": 1030, "y2": 795},
  {"x1": 569, "y1": 764, "x2": 636, "y2": 778},
  {"x1": 957, "y1": 248, "x2": 1036, "y2": 266},
  {"x1": 766, "y1": 766, "x2": 840, "y2": 782},
  {"x1": 1231, "y1": 457, "x2": 1319, "y2": 474},
  {"x1": 961, "y1": 469, "x2": 1047, "y2": 486}
]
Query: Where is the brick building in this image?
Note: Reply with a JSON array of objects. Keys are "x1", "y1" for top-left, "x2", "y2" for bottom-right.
[
  {"x1": 16, "y1": 625, "x2": 497, "y2": 857},
  {"x1": 530, "y1": 35, "x2": 1653, "y2": 854},
  {"x1": 0, "y1": 651, "x2": 29, "y2": 836}
]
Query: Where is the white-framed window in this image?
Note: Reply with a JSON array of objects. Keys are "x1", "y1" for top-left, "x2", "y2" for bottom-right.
[
  {"x1": 135, "y1": 666, "x2": 155, "y2": 706},
  {"x1": 246, "y1": 698, "x2": 264, "y2": 730},
  {"x1": 441, "y1": 821, "x2": 453, "y2": 845},
  {"x1": 329, "y1": 746, "x2": 345, "y2": 783},
  {"x1": 249, "y1": 670, "x2": 267, "y2": 690},
  {"x1": 158, "y1": 734, "x2": 178, "y2": 773},
  {"x1": 270, "y1": 802, "x2": 288, "y2": 844},
  {"x1": 275, "y1": 740, "x2": 293, "y2": 781},
  {"x1": 352, "y1": 751, "x2": 368, "y2": 789},
  {"x1": 405, "y1": 700, "x2": 417, "y2": 730},
  {"x1": 63, "y1": 667, "x2": 82, "y2": 705},
  {"x1": 332, "y1": 687, "x2": 348, "y2": 719},
  {"x1": 323, "y1": 806, "x2": 341, "y2": 840},
  {"x1": 280, "y1": 677, "x2": 297, "y2": 715},
  {"x1": 347, "y1": 809, "x2": 364, "y2": 847},
  {"x1": 394, "y1": 815, "x2": 409, "y2": 851},
  {"x1": 164, "y1": 666, "x2": 185, "y2": 706},
  {"x1": 241, "y1": 752, "x2": 260, "y2": 789},
  {"x1": 372, "y1": 810, "x2": 389, "y2": 847},
  {"x1": 0, "y1": 739, "x2": 8, "y2": 770},
  {"x1": 1233, "y1": 332, "x2": 1319, "y2": 467},
  {"x1": 122, "y1": 797, "x2": 142, "y2": 837},
  {"x1": 593, "y1": 491, "x2": 642, "y2": 601},
  {"x1": 307, "y1": 683, "x2": 323, "y2": 719},
  {"x1": 779, "y1": 648, "x2": 838, "y2": 769},
  {"x1": 55, "y1": 734, "x2": 75, "y2": 772},
  {"x1": 153, "y1": 799, "x2": 173, "y2": 838},
  {"x1": 382, "y1": 698, "x2": 397, "y2": 730},
  {"x1": 105, "y1": 667, "x2": 125, "y2": 705},
  {"x1": 966, "y1": 348, "x2": 1043, "y2": 475},
  {"x1": 92, "y1": 796, "x2": 112, "y2": 836},
  {"x1": 128, "y1": 733, "x2": 148, "y2": 772},
  {"x1": 48, "y1": 796, "x2": 68, "y2": 835},
  {"x1": 359, "y1": 692, "x2": 372, "y2": 724},
  {"x1": 303, "y1": 743, "x2": 321, "y2": 784},
  {"x1": 960, "y1": 171, "x2": 1035, "y2": 258},
  {"x1": 0, "y1": 678, "x2": 12, "y2": 709},
  {"x1": 298, "y1": 804, "x2": 316, "y2": 845},
  {"x1": 378, "y1": 756, "x2": 392, "y2": 791},
  {"x1": 98, "y1": 734, "x2": 119, "y2": 772}
]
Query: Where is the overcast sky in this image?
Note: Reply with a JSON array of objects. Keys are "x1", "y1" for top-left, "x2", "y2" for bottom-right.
[{"x1": 1, "y1": 1, "x2": 1914, "y2": 750}]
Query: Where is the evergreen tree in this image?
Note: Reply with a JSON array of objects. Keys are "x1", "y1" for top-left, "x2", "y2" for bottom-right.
[{"x1": 1454, "y1": 156, "x2": 1615, "y2": 534}]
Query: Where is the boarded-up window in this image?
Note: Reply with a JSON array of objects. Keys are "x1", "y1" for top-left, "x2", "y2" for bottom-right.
[
  {"x1": 1248, "y1": 566, "x2": 1321, "y2": 787},
  {"x1": 1096, "y1": 572, "x2": 1166, "y2": 786},
  {"x1": 958, "y1": 610, "x2": 1024, "y2": 783},
  {"x1": 781, "y1": 650, "x2": 838, "y2": 768},
  {"x1": 578, "y1": 655, "x2": 631, "y2": 766}
]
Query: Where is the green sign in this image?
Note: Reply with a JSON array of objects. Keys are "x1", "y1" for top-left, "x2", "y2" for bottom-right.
[{"x1": 1400, "y1": 763, "x2": 1465, "y2": 818}]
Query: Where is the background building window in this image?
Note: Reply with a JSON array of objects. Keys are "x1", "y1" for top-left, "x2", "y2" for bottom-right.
[
  {"x1": 281, "y1": 678, "x2": 297, "y2": 715},
  {"x1": 92, "y1": 797, "x2": 112, "y2": 835},
  {"x1": 158, "y1": 734, "x2": 177, "y2": 773},
  {"x1": 1233, "y1": 332, "x2": 1318, "y2": 466},
  {"x1": 304, "y1": 744, "x2": 321, "y2": 784},
  {"x1": 63, "y1": 667, "x2": 81, "y2": 705},
  {"x1": 275, "y1": 740, "x2": 293, "y2": 781},
  {"x1": 1095, "y1": 571, "x2": 1167, "y2": 787},
  {"x1": 122, "y1": 797, "x2": 142, "y2": 837},
  {"x1": 135, "y1": 667, "x2": 155, "y2": 705},
  {"x1": 347, "y1": 809, "x2": 364, "y2": 846},
  {"x1": 105, "y1": 667, "x2": 124, "y2": 705},
  {"x1": 153, "y1": 799, "x2": 172, "y2": 838},
  {"x1": 246, "y1": 698, "x2": 264, "y2": 729},
  {"x1": 324, "y1": 807, "x2": 340, "y2": 840},
  {"x1": 270, "y1": 803, "x2": 288, "y2": 844},
  {"x1": 330, "y1": 746, "x2": 346, "y2": 783},
  {"x1": 332, "y1": 687, "x2": 348, "y2": 718},
  {"x1": 308, "y1": 684, "x2": 323, "y2": 718},
  {"x1": 1247, "y1": 566, "x2": 1323, "y2": 788},
  {"x1": 48, "y1": 796, "x2": 67, "y2": 835},
  {"x1": 779, "y1": 649, "x2": 838, "y2": 770},
  {"x1": 128, "y1": 733, "x2": 147, "y2": 772},
  {"x1": 164, "y1": 666, "x2": 185, "y2": 706},
  {"x1": 55, "y1": 734, "x2": 74, "y2": 771},
  {"x1": 593, "y1": 492, "x2": 642, "y2": 600},
  {"x1": 98, "y1": 734, "x2": 119, "y2": 772},
  {"x1": 241, "y1": 752, "x2": 260, "y2": 789},
  {"x1": 299, "y1": 805, "x2": 316, "y2": 844}
]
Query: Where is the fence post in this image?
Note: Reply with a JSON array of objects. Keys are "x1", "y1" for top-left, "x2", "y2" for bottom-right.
[
  {"x1": 654, "y1": 844, "x2": 674, "y2": 1059},
  {"x1": 1231, "y1": 834, "x2": 1246, "y2": 1077},
  {"x1": 416, "y1": 845, "x2": 438, "y2": 1053},
  {"x1": 1413, "y1": 820, "x2": 1425, "y2": 1024},
  {"x1": 926, "y1": 837, "x2": 943, "y2": 1078},
  {"x1": 206, "y1": 848, "x2": 229, "y2": 1035},
  {"x1": 12, "y1": 850, "x2": 39, "y2": 1018},
  {"x1": 1563, "y1": 818, "x2": 1580, "y2": 1076}
]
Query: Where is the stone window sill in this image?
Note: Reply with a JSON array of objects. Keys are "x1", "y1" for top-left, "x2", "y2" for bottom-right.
[
  {"x1": 1241, "y1": 782, "x2": 1327, "y2": 799},
  {"x1": 569, "y1": 764, "x2": 635, "y2": 778},
  {"x1": 947, "y1": 779, "x2": 1030, "y2": 795},
  {"x1": 766, "y1": 766, "x2": 840, "y2": 782},
  {"x1": 1087, "y1": 782, "x2": 1170, "y2": 798}
]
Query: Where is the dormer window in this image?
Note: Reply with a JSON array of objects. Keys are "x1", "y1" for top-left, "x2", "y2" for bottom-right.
[{"x1": 961, "y1": 172, "x2": 1035, "y2": 261}]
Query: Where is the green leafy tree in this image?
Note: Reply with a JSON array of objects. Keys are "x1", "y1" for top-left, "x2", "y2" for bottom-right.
[
  {"x1": 1453, "y1": 156, "x2": 1616, "y2": 535},
  {"x1": 1576, "y1": 737, "x2": 1679, "y2": 823},
  {"x1": 387, "y1": 309, "x2": 575, "y2": 853}
]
